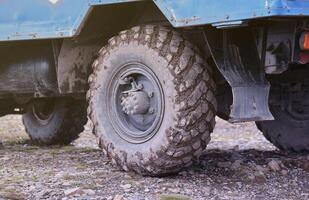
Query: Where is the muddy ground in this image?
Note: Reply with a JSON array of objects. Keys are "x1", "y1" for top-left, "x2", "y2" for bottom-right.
[{"x1": 0, "y1": 116, "x2": 308, "y2": 200}]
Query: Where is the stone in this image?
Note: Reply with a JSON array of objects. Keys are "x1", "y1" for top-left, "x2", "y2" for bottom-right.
[
  {"x1": 113, "y1": 195, "x2": 124, "y2": 200},
  {"x1": 120, "y1": 184, "x2": 132, "y2": 190},
  {"x1": 64, "y1": 187, "x2": 80, "y2": 196},
  {"x1": 231, "y1": 160, "x2": 242, "y2": 170},
  {"x1": 255, "y1": 165, "x2": 268, "y2": 173},
  {"x1": 168, "y1": 188, "x2": 180, "y2": 193},
  {"x1": 268, "y1": 160, "x2": 281, "y2": 172},
  {"x1": 253, "y1": 171, "x2": 266, "y2": 184},
  {"x1": 159, "y1": 194, "x2": 191, "y2": 200},
  {"x1": 281, "y1": 170, "x2": 288, "y2": 176},
  {"x1": 83, "y1": 189, "x2": 95, "y2": 196},
  {"x1": 217, "y1": 161, "x2": 231, "y2": 168}
]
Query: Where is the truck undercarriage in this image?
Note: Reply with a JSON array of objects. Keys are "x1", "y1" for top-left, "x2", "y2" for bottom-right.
[{"x1": 0, "y1": 0, "x2": 308, "y2": 175}]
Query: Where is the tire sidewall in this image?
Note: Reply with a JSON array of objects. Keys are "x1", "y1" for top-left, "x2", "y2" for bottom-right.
[
  {"x1": 259, "y1": 106, "x2": 309, "y2": 151},
  {"x1": 23, "y1": 99, "x2": 67, "y2": 143},
  {"x1": 93, "y1": 42, "x2": 176, "y2": 162}
]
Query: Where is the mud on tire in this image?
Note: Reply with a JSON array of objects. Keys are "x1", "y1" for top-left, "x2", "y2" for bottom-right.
[
  {"x1": 87, "y1": 25, "x2": 217, "y2": 175},
  {"x1": 22, "y1": 98, "x2": 88, "y2": 145}
]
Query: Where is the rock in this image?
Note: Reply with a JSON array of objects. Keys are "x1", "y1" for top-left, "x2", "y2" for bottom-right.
[
  {"x1": 156, "y1": 179, "x2": 164, "y2": 183},
  {"x1": 302, "y1": 161, "x2": 309, "y2": 172},
  {"x1": 281, "y1": 170, "x2": 288, "y2": 176},
  {"x1": 62, "y1": 182, "x2": 71, "y2": 187},
  {"x1": 255, "y1": 165, "x2": 268, "y2": 173},
  {"x1": 83, "y1": 189, "x2": 95, "y2": 196},
  {"x1": 144, "y1": 188, "x2": 150, "y2": 193},
  {"x1": 120, "y1": 184, "x2": 132, "y2": 190},
  {"x1": 233, "y1": 145, "x2": 240, "y2": 151},
  {"x1": 159, "y1": 194, "x2": 191, "y2": 200},
  {"x1": 113, "y1": 194, "x2": 124, "y2": 200},
  {"x1": 268, "y1": 160, "x2": 281, "y2": 172},
  {"x1": 247, "y1": 174, "x2": 255, "y2": 181},
  {"x1": 64, "y1": 187, "x2": 82, "y2": 196},
  {"x1": 217, "y1": 161, "x2": 231, "y2": 168},
  {"x1": 168, "y1": 188, "x2": 180, "y2": 193},
  {"x1": 28, "y1": 185, "x2": 36, "y2": 191},
  {"x1": 179, "y1": 171, "x2": 188, "y2": 176},
  {"x1": 253, "y1": 171, "x2": 266, "y2": 183},
  {"x1": 231, "y1": 160, "x2": 242, "y2": 170}
]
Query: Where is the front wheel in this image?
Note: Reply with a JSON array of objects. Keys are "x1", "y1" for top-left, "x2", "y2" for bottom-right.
[
  {"x1": 87, "y1": 25, "x2": 217, "y2": 176},
  {"x1": 22, "y1": 98, "x2": 87, "y2": 145}
]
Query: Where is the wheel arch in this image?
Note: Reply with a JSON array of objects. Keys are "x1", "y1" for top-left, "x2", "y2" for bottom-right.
[{"x1": 57, "y1": 1, "x2": 172, "y2": 94}]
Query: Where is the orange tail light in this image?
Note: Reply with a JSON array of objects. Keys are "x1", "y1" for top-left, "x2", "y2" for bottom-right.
[{"x1": 300, "y1": 32, "x2": 309, "y2": 50}]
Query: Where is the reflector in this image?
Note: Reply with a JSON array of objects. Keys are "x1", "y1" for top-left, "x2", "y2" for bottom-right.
[{"x1": 300, "y1": 32, "x2": 309, "y2": 50}]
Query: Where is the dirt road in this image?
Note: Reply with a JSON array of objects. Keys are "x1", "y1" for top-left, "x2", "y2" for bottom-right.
[{"x1": 0, "y1": 116, "x2": 308, "y2": 200}]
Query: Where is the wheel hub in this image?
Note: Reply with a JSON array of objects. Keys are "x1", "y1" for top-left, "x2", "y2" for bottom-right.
[
  {"x1": 107, "y1": 63, "x2": 164, "y2": 144},
  {"x1": 31, "y1": 99, "x2": 56, "y2": 124},
  {"x1": 120, "y1": 78, "x2": 151, "y2": 115}
]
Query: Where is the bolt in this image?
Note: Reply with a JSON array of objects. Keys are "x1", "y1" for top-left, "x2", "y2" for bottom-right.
[
  {"x1": 148, "y1": 92, "x2": 154, "y2": 98},
  {"x1": 149, "y1": 107, "x2": 155, "y2": 114},
  {"x1": 133, "y1": 105, "x2": 138, "y2": 112},
  {"x1": 137, "y1": 83, "x2": 143, "y2": 90}
]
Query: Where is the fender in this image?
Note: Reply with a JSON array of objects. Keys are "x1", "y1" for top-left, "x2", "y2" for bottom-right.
[
  {"x1": 154, "y1": 0, "x2": 309, "y2": 27},
  {"x1": 0, "y1": 0, "x2": 309, "y2": 41}
]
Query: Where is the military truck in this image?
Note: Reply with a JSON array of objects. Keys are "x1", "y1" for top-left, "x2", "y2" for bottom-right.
[{"x1": 1, "y1": 0, "x2": 308, "y2": 175}]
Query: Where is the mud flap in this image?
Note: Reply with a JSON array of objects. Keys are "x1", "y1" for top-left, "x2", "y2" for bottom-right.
[{"x1": 205, "y1": 27, "x2": 274, "y2": 122}]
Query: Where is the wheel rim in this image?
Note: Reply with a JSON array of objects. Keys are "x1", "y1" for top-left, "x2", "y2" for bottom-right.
[
  {"x1": 270, "y1": 87, "x2": 309, "y2": 127},
  {"x1": 107, "y1": 62, "x2": 164, "y2": 144},
  {"x1": 32, "y1": 99, "x2": 56, "y2": 125}
]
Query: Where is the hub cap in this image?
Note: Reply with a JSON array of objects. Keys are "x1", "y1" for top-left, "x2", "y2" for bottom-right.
[
  {"x1": 32, "y1": 99, "x2": 55, "y2": 124},
  {"x1": 108, "y1": 63, "x2": 164, "y2": 144}
]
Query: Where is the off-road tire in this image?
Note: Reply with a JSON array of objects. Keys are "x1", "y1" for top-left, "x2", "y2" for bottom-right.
[
  {"x1": 22, "y1": 98, "x2": 88, "y2": 145},
  {"x1": 87, "y1": 25, "x2": 217, "y2": 175},
  {"x1": 256, "y1": 108, "x2": 309, "y2": 152}
]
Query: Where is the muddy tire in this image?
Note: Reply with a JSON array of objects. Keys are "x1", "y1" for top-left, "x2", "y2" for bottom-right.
[
  {"x1": 22, "y1": 98, "x2": 87, "y2": 145},
  {"x1": 87, "y1": 25, "x2": 217, "y2": 176},
  {"x1": 256, "y1": 107, "x2": 309, "y2": 152}
]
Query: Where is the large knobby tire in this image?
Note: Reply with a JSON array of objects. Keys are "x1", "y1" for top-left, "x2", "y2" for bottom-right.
[
  {"x1": 87, "y1": 25, "x2": 217, "y2": 176},
  {"x1": 256, "y1": 107, "x2": 309, "y2": 152},
  {"x1": 22, "y1": 98, "x2": 87, "y2": 145}
]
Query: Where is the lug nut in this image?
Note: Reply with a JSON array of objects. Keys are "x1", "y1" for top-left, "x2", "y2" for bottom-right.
[
  {"x1": 149, "y1": 107, "x2": 155, "y2": 114},
  {"x1": 148, "y1": 92, "x2": 154, "y2": 98}
]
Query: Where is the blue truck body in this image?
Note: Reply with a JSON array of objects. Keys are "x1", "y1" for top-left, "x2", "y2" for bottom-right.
[{"x1": 0, "y1": 0, "x2": 308, "y2": 41}]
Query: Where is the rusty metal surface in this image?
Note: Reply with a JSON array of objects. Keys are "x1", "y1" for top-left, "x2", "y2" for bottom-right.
[{"x1": 57, "y1": 39, "x2": 100, "y2": 94}]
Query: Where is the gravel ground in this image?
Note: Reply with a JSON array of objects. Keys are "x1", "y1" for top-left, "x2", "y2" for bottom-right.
[{"x1": 0, "y1": 116, "x2": 308, "y2": 200}]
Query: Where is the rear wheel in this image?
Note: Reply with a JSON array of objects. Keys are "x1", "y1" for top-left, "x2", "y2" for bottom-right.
[
  {"x1": 87, "y1": 25, "x2": 217, "y2": 176},
  {"x1": 22, "y1": 98, "x2": 87, "y2": 145},
  {"x1": 256, "y1": 82, "x2": 309, "y2": 152}
]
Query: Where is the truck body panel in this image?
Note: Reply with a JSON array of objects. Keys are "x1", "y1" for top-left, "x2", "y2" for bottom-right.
[
  {"x1": 0, "y1": 0, "x2": 139, "y2": 41},
  {"x1": 154, "y1": 0, "x2": 309, "y2": 27},
  {"x1": 0, "y1": 0, "x2": 308, "y2": 41}
]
